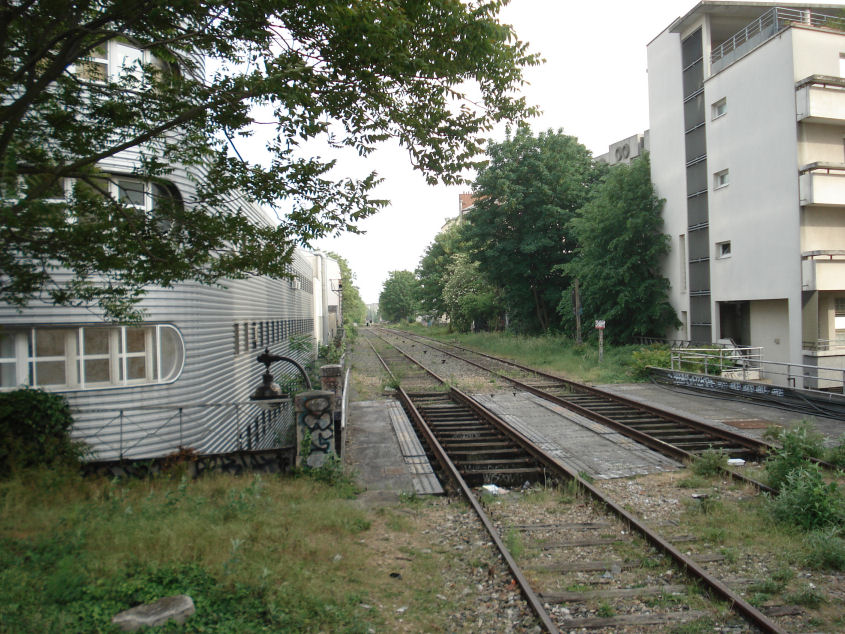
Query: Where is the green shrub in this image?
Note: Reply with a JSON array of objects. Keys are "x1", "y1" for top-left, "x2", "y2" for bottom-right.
[
  {"x1": 764, "y1": 420, "x2": 825, "y2": 491},
  {"x1": 630, "y1": 345, "x2": 671, "y2": 379},
  {"x1": 803, "y1": 528, "x2": 845, "y2": 571},
  {"x1": 690, "y1": 447, "x2": 728, "y2": 478},
  {"x1": 769, "y1": 465, "x2": 844, "y2": 531},
  {"x1": 0, "y1": 388, "x2": 84, "y2": 476},
  {"x1": 824, "y1": 434, "x2": 845, "y2": 468}
]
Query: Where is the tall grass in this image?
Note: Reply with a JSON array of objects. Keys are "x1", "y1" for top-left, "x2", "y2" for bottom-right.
[
  {"x1": 0, "y1": 469, "x2": 379, "y2": 631},
  {"x1": 401, "y1": 325, "x2": 643, "y2": 384}
]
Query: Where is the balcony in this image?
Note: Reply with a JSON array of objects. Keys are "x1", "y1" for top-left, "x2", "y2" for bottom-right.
[
  {"x1": 799, "y1": 164, "x2": 845, "y2": 206},
  {"x1": 801, "y1": 251, "x2": 845, "y2": 291},
  {"x1": 796, "y1": 76, "x2": 845, "y2": 124},
  {"x1": 711, "y1": 7, "x2": 845, "y2": 74}
]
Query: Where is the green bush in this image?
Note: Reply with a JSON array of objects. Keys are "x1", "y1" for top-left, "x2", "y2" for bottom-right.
[
  {"x1": 0, "y1": 388, "x2": 83, "y2": 476},
  {"x1": 690, "y1": 447, "x2": 728, "y2": 478},
  {"x1": 764, "y1": 420, "x2": 825, "y2": 491},
  {"x1": 803, "y1": 528, "x2": 845, "y2": 571},
  {"x1": 769, "y1": 465, "x2": 844, "y2": 531},
  {"x1": 824, "y1": 434, "x2": 845, "y2": 468},
  {"x1": 630, "y1": 345, "x2": 671, "y2": 379}
]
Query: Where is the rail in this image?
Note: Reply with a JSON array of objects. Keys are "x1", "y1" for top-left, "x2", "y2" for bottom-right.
[{"x1": 711, "y1": 7, "x2": 845, "y2": 67}]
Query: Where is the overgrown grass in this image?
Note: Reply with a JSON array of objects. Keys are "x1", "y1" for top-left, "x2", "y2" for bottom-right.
[
  {"x1": 0, "y1": 467, "x2": 449, "y2": 632},
  {"x1": 396, "y1": 324, "x2": 651, "y2": 384}
]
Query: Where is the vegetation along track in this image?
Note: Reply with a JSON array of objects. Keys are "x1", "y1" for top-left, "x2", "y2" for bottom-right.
[
  {"x1": 376, "y1": 327, "x2": 779, "y2": 493},
  {"x1": 361, "y1": 329, "x2": 786, "y2": 633}
]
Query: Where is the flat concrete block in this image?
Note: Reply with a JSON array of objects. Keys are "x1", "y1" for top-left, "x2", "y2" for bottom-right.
[{"x1": 112, "y1": 594, "x2": 195, "y2": 631}]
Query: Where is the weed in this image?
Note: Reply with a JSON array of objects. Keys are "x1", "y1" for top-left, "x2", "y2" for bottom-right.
[
  {"x1": 701, "y1": 526, "x2": 726, "y2": 543},
  {"x1": 769, "y1": 465, "x2": 844, "y2": 530},
  {"x1": 771, "y1": 565, "x2": 795, "y2": 583},
  {"x1": 630, "y1": 345, "x2": 671, "y2": 379},
  {"x1": 824, "y1": 434, "x2": 845, "y2": 468},
  {"x1": 504, "y1": 529, "x2": 523, "y2": 558},
  {"x1": 785, "y1": 583, "x2": 826, "y2": 608},
  {"x1": 596, "y1": 601, "x2": 615, "y2": 617},
  {"x1": 802, "y1": 528, "x2": 845, "y2": 570},
  {"x1": 578, "y1": 471, "x2": 595, "y2": 484},
  {"x1": 669, "y1": 617, "x2": 714, "y2": 633},
  {"x1": 719, "y1": 547, "x2": 738, "y2": 564},
  {"x1": 764, "y1": 420, "x2": 825, "y2": 491},
  {"x1": 677, "y1": 474, "x2": 707, "y2": 488},
  {"x1": 689, "y1": 448, "x2": 728, "y2": 478}
]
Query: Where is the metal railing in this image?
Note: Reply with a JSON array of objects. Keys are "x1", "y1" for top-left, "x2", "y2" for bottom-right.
[
  {"x1": 711, "y1": 7, "x2": 845, "y2": 66},
  {"x1": 73, "y1": 399, "x2": 296, "y2": 461},
  {"x1": 671, "y1": 347, "x2": 845, "y2": 393}
]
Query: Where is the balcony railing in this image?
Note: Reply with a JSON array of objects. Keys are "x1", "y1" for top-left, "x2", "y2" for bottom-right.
[{"x1": 711, "y1": 7, "x2": 845, "y2": 71}]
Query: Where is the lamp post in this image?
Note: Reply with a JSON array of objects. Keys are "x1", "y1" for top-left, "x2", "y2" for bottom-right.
[{"x1": 250, "y1": 347, "x2": 312, "y2": 409}]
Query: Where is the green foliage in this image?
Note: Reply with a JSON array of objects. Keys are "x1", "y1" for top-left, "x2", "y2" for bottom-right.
[
  {"x1": 416, "y1": 224, "x2": 462, "y2": 320},
  {"x1": 328, "y1": 253, "x2": 367, "y2": 327},
  {"x1": 630, "y1": 344, "x2": 672, "y2": 379},
  {"x1": 441, "y1": 253, "x2": 501, "y2": 332},
  {"x1": 802, "y1": 528, "x2": 845, "y2": 570},
  {"x1": 824, "y1": 434, "x2": 845, "y2": 468},
  {"x1": 769, "y1": 465, "x2": 844, "y2": 531},
  {"x1": 462, "y1": 126, "x2": 605, "y2": 332},
  {"x1": 0, "y1": 388, "x2": 84, "y2": 475},
  {"x1": 785, "y1": 583, "x2": 826, "y2": 608},
  {"x1": 764, "y1": 420, "x2": 825, "y2": 491},
  {"x1": 379, "y1": 270, "x2": 420, "y2": 322},
  {"x1": 1, "y1": 0, "x2": 538, "y2": 321},
  {"x1": 558, "y1": 155, "x2": 679, "y2": 343},
  {"x1": 689, "y1": 447, "x2": 728, "y2": 478}
]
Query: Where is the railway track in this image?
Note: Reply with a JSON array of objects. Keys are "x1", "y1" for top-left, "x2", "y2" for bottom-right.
[
  {"x1": 375, "y1": 327, "x2": 777, "y2": 493},
  {"x1": 361, "y1": 329, "x2": 786, "y2": 633}
]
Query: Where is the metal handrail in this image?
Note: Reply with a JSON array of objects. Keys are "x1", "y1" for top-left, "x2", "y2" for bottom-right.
[{"x1": 712, "y1": 7, "x2": 845, "y2": 65}]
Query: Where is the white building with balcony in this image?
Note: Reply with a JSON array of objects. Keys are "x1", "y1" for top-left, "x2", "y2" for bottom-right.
[{"x1": 648, "y1": 2, "x2": 845, "y2": 387}]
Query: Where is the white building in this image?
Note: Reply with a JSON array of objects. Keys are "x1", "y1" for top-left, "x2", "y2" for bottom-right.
[
  {"x1": 0, "y1": 39, "x2": 341, "y2": 459},
  {"x1": 648, "y1": 2, "x2": 845, "y2": 386}
]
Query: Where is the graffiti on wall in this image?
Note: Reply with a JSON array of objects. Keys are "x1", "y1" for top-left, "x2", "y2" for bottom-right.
[{"x1": 295, "y1": 390, "x2": 336, "y2": 468}]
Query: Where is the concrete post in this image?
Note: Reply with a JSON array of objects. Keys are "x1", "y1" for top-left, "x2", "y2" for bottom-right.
[
  {"x1": 294, "y1": 390, "x2": 336, "y2": 468},
  {"x1": 320, "y1": 364, "x2": 342, "y2": 399}
]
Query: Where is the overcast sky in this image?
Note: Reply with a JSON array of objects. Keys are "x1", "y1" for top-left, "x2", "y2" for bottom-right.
[{"x1": 306, "y1": 0, "x2": 696, "y2": 304}]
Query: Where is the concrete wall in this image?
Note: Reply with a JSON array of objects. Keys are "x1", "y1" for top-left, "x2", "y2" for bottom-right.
[
  {"x1": 648, "y1": 27, "x2": 690, "y2": 340},
  {"x1": 750, "y1": 299, "x2": 791, "y2": 384}
]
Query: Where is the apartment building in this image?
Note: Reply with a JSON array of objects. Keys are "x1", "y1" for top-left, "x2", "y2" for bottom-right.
[{"x1": 648, "y1": 2, "x2": 845, "y2": 386}]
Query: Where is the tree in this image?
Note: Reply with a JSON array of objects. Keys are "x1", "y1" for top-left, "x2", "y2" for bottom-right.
[
  {"x1": 327, "y1": 252, "x2": 366, "y2": 327},
  {"x1": 558, "y1": 155, "x2": 678, "y2": 343},
  {"x1": 415, "y1": 223, "x2": 461, "y2": 320},
  {"x1": 441, "y1": 253, "x2": 501, "y2": 332},
  {"x1": 1, "y1": 0, "x2": 538, "y2": 321},
  {"x1": 461, "y1": 127, "x2": 604, "y2": 332},
  {"x1": 379, "y1": 270, "x2": 419, "y2": 323}
]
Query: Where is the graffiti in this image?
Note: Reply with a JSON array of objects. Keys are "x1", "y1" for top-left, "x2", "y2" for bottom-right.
[
  {"x1": 663, "y1": 370, "x2": 786, "y2": 398},
  {"x1": 294, "y1": 390, "x2": 336, "y2": 468}
]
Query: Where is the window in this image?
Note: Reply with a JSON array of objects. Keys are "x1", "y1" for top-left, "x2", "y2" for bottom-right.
[
  {"x1": 714, "y1": 169, "x2": 729, "y2": 190},
  {"x1": 76, "y1": 41, "x2": 149, "y2": 84},
  {"x1": 836, "y1": 298, "x2": 845, "y2": 342},
  {"x1": 0, "y1": 325, "x2": 184, "y2": 390},
  {"x1": 716, "y1": 241, "x2": 732, "y2": 259},
  {"x1": 712, "y1": 97, "x2": 727, "y2": 119}
]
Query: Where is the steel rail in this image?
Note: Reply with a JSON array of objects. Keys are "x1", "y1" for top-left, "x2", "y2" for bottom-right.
[
  {"x1": 363, "y1": 332, "x2": 559, "y2": 631},
  {"x1": 379, "y1": 328, "x2": 775, "y2": 494},
  {"x1": 369, "y1": 330, "x2": 786, "y2": 634}
]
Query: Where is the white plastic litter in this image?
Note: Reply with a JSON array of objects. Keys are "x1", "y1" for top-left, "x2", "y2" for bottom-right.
[
  {"x1": 481, "y1": 484, "x2": 508, "y2": 495},
  {"x1": 727, "y1": 458, "x2": 745, "y2": 466}
]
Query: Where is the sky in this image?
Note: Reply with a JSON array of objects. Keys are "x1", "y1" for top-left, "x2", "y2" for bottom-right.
[{"x1": 306, "y1": 0, "x2": 697, "y2": 304}]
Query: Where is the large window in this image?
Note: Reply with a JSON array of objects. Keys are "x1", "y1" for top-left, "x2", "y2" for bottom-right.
[{"x1": 0, "y1": 325, "x2": 184, "y2": 391}]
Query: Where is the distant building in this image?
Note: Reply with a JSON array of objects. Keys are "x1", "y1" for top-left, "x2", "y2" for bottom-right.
[
  {"x1": 648, "y1": 1, "x2": 845, "y2": 386},
  {"x1": 596, "y1": 132, "x2": 650, "y2": 165}
]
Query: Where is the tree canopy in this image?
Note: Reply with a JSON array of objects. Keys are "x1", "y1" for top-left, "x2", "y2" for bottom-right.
[
  {"x1": 558, "y1": 155, "x2": 678, "y2": 343},
  {"x1": 1, "y1": 0, "x2": 538, "y2": 320},
  {"x1": 415, "y1": 223, "x2": 461, "y2": 320},
  {"x1": 461, "y1": 127, "x2": 604, "y2": 332},
  {"x1": 327, "y1": 252, "x2": 366, "y2": 327},
  {"x1": 378, "y1": 270, "x2": 419, "y2": 323}
]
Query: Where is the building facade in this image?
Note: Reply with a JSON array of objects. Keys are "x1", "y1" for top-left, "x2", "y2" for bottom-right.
[
  {"x1": 648, "y1": 2, "x2": 845, "y2": 386},
  {"x1": 0, "y1": 38, "x2": 340, "y2": 460}
]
